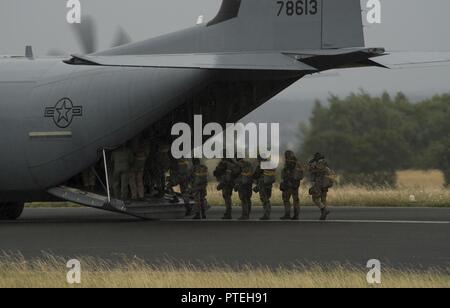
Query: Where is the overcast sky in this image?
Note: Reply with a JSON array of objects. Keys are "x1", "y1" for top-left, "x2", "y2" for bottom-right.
[{"x1": 1, "y1": 0, "x2": 450, "y2": 101}]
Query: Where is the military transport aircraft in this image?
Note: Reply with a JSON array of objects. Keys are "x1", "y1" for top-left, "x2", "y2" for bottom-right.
[{"x1": 0, "y1": 0, "x2": 446, "y2": 220}]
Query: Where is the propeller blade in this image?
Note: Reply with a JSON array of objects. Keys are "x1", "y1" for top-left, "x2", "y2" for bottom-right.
[
  {"x1": 71, "y1": 15, "x2": 98, "y2": 54},
  {"x1": 111, "y1": 27, "x2": 132, "y2": 48}
]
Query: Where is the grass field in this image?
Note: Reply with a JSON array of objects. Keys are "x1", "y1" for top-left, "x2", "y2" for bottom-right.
[
  {"x1": 0, "y1": 254, "x2": 448, "y2": 288},
  {"x1": 203, "y1": 169, "x2": 450, "y2": 208},
  {"x1": 27, "y1": 170, "x2": 450, "y2": 208}
]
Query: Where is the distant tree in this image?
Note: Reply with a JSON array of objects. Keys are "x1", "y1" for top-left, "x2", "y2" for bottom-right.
[
  {"x1": 412, "y1": 94, "x2": 450, "y2": 186},
  {"x1": 421, "y1": 137, "x2": 450, "y2": 186},
  {"x1": 298, "y1": 91, "x2": 450, "y2": 187}
]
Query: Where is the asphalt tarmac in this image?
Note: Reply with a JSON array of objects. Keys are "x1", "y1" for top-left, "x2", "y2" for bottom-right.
[{"x1": 1, "y1": 206, "x2": 449, "y2": 270}]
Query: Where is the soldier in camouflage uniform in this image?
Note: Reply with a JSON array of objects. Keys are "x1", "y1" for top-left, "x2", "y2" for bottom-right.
[
  {"x1": 214, "y1": 157, "x2": 240, "y2": 220},
  {"x1": 167, "y1": 158, "x2": 179, "y2": 195},
  {"x1": 168, "y1": 157, "x2": 192, "y2": 215},
  {"x1": 280, "y1": 151, "x2": 304, "y2": 220},
  {"x1": 309, "y1": 153, "x2": 333, "y2": 221},
  {"x1": 129, "y1": 137, "x2": 149, "y2": 200},
  {"x1": 234, "y1": 158, "x2": 254, "y2": 220},
  {"x1": 253, "y1": 156, "x2": 277, "y2": 220},
  {"x1": 143, "y1": 142, "x2": 154, "y2": 196},
  {"x1": 153, "y1": 143, "x2": 171, "y2": 197},
  {"x1": 111, "y1": 145, "x2": 134, "y2": 200},
  {"x1": 191, "y1": 158, "x2": 208, "y2": 220}
]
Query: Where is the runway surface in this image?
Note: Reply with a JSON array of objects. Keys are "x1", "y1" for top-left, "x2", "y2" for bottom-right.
[{"x1": 1, "y1": 206, "x2": 449, "y2": 270}]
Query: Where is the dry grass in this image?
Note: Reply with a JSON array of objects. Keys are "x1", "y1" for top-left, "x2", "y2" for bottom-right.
[
  {"x1": 207, "y1": 184, "x2": 450, "y2": 208},
  {"x1": 0, "y1": 254, "x2": 448, "y2": 288},
  {"x1": 397, "y1": 170, "x2": 445, "y2": 188},
  {"x1": 205, "y1": 169, "x2": 450, "y2": 208},
  {"x1": 26, "y1": 170, "x2": 450, "y2": 208}
]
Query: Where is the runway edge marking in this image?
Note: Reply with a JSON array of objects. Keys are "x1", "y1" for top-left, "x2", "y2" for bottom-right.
[{"x1": 170, "y1": 219, "x2": 450, "y2": 224}]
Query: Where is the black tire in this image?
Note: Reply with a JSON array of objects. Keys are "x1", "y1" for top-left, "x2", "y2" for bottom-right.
[{"x1": 0, "y1": 202, "x2": 24, "y2": 220}]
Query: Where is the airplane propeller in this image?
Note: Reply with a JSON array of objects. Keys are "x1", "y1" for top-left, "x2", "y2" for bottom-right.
[
  {"x1": 47, "y1": 15, "x2": 132, "y2": 56},
  {"x1": 111, "y1": 26, "x2": 133, "y2": 48},
  {"x1": 72, "y1": 15, "x2": 98, "y2": 54}
]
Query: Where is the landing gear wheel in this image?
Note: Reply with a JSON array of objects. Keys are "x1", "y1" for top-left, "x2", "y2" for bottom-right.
[{"x1": 0, "y1": 202, "x2": 25, "y2": 220}]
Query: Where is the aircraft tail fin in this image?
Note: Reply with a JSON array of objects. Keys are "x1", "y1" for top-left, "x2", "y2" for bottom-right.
[
  {"x1": 95, "y1": 0, "x2": 366, "y2": 56},
  {"x1": 205, "y1": 0, "x2": 365, "y2": 51}
]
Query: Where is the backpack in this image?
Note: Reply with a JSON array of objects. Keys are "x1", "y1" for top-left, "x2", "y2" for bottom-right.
[
  {"x1": 263, "y1": 170, "x2": 276, "y2": 185},
  {"x1": 240, "y1": 161, "x2": 254, "y2": 186},
  {"x1": 293, "y1": 163, "x2": 305, "y2": 182}
]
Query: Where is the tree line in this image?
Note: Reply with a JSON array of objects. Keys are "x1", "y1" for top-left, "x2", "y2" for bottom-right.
[{"x1": 298, "y1": 91, "x2": 450, "y2": 186}]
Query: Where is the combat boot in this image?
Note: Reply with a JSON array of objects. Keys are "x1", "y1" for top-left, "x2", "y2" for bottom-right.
[
  {"x1": 240, "y1": 203, "x2": 250, "y2": 221},
  {"x1": 201, "y1": 210, "x2": 207, "y2": 220},
  {"x1": 222, "y1": 213, "x2": 232, "y2": 220},
  {"x1": 170, "y1": 195, "x2": 180, "y2": 203},
  {"x1": 156, "y1": 191, "x2": 165, "y2": 198},
  {"x1": 185, "y1": 205, "x2": 193, "y2": 217},
  {"x1": 280, "y1": 211, "x2": 291, "y2": 220},
  {"x1": 292, "y1": 208, "x2": 300, "y2": 220},
  {"x1": 280, "y1": 203, "x2": 291, "y2": 220},
  {"x1": 320, "y1": 208, "x2": 331, "y2": 221}
]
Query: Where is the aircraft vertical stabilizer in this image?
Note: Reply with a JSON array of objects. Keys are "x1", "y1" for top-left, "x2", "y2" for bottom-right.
[{"x1": 95, "y1": 0, "x2": 366, "y2": 56}]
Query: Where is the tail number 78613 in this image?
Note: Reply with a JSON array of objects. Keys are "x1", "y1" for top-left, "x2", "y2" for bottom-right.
[{"x1": 277, "y1": 0, "x2": 319, "y2": 16}]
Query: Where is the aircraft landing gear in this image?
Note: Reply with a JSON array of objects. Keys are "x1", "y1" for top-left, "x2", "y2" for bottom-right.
[{"x1": 0, "y1": 202, "x2": 24, "y2": 220}]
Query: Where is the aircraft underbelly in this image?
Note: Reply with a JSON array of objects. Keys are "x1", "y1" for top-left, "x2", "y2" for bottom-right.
[{"x1": 20, "y1": 64, "x2": 211, "y2": 191}]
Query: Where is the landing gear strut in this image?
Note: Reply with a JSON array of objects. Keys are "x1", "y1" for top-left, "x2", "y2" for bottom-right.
[{"x1": 0, "y1": 202, "x2": 25, "y2": 220}]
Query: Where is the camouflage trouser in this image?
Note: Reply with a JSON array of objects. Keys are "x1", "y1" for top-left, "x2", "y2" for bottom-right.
[
  {"x1": 112, "y1": 169, "x2": 129, "y2": 200},
  {"x1": 222, "y1": 185, "x2": 234, "y2": 216},
  {"x1": 311, "y1": 186, "x2": 328, "y2": 209},
  {"x1": 179, "y1": 179, "x2": 191, "y2": 204},
  {"x1": 154, "y1": 168, "x2": 167, "y2": 195},
  {"x1": 193, "y1": 188, "x2": 207, "y2": 215},
  {"x1": 144, "y1": 169, "x2": 153, "y2": 194},
  {"x1": 282, "y1": 187, "x2": 300, "y2": 216},
  {"x1": 166, "y1": 175, "x2": 177, "y2": 194},
  {"x1": 129, "y1": 168, "x2": 145, "y2": 199},
  {"x1": 259, "y1": 184, "x2": 273, "y2": 217},
  {"x1": 238, "y1": 187, "x2": 253, "y2": 219}
]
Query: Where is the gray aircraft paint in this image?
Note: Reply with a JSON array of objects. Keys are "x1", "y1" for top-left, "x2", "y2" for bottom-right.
[
  {"x1": 0, "y1": 58, "x2": 211, "y2": 191},
  {"x1": 0, "y1": 0, "x2": 381, "y2": 202},
  {"x1": 96, "y1": 0, "x2": 364, "y2": 56}
]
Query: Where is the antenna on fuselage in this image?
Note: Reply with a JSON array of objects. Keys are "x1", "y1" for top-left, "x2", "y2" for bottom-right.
[{"x1": 25, "y1": 45, "x2": 34, "y2": 59}]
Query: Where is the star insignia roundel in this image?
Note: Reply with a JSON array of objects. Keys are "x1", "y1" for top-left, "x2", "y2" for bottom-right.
[{"x1": 44, "y1": 98, "x2": 83, "y2": 129}]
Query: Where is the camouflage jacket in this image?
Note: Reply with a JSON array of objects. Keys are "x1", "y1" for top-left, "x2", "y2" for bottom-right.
[
  {"x1": 156, "y1": 145, "x2": 171, "y2": 172},
  {"x1": 234, "y1": 160, "x2": 254, "y2": 189},
  {"x1": 131, "y1": 145, "x2": 149, "y2": 170},
  {"x1": 168, "y1": 158, "x2": 191, "y2": 186},
  {"x1": 111, "y1": 147, "x2": 134, "y2": 172},
  {"x1": 309, "y1": 159, "x2": 331, "y2": 188},
  {"x1": 191, "y1": 164, "x2": 208, "y2": 192},
  {"x1": 281, "y1": 161, "x2": 304, "y2": 190},
  {"x1": 253, "y1": 164, "x2": 277, "y2": 187},
  {"x1": 214, "y1": 159, "x2": 240, "y2": 186}
]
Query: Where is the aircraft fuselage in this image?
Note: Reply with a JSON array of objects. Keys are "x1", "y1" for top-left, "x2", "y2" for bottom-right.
[{"x1": 0, "y1": 57, "x2": 212, "y2": 200}]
